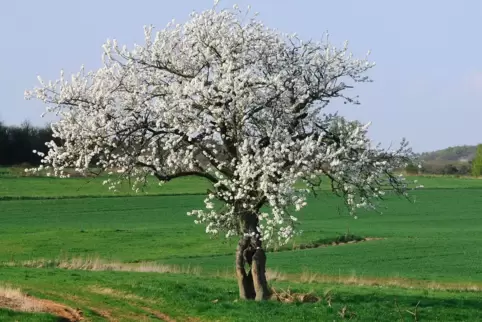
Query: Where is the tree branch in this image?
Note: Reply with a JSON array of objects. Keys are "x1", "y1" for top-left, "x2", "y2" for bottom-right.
[{"x1": 136, "y1": 161, "x2": 219, "y2": 184}]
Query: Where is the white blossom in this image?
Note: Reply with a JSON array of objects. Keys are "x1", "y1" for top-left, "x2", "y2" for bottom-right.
[{"x1": 26, "y1": 5, "x2": 415, "y2": 247}]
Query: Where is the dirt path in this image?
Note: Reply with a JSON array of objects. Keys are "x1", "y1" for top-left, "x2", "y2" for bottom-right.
[{"x1": 0, "y1": 287, "x2": 83, "y2": 321}]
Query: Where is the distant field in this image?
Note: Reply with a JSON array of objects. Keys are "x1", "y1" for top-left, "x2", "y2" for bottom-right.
[
  {"x1": 0, "y1": 175, "x2": 211, "y2": 199},
  {"x1": 1, "y1": 173, "x2": 482, "y2": 320},
  {"x1": 2, "y1": 168, "x2": 482, "y2": 199},
  {"x1": 2, "y1": 189, "x2": 482, "y2": 283}
]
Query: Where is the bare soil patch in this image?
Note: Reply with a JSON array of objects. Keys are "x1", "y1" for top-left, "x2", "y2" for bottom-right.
[{"x1": 0, "y1": 286, "x2": 83, "y2": 321}]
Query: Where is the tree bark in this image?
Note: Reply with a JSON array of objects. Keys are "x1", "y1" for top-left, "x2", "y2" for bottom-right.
[
  {"x1": 235, "y1": 236, "x2": 255, "y2": 300},
  {"x1": 251, "y1": 247, "x2": 270, "y2": 301},
  {"x1": 235, "y1": 212, "x2": 270, "y2": 301}
]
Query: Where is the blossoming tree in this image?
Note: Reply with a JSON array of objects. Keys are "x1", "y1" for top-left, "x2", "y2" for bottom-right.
[{"x1": 26, "y1": 5, "x2": 413, "y2": 300}]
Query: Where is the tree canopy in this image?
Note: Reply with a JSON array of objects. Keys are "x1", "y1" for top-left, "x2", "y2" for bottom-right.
[
  {"x1": 26, "y1": 4, "x2": 413, "y2": 300},
  {"x1": 472, "y1": 144, "x2": 482, "y2": 177}
]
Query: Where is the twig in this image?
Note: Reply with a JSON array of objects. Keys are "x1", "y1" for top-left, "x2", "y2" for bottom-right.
[
  {"x1": 406, "y1": 301, "x2": 420, "y2": 322},
  {"x1": 394, "y1": 298, "x2": 404, "y2": 322}
]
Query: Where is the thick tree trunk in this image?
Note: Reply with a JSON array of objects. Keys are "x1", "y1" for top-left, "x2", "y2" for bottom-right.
[
  {"x1": 235, "y1": 212, "x2": 270, "y2": 301},
  {"x1": 251, "y1": 247, "x2": 269, "y2": 301},
  {"x1": 235, "y1": 236, "x2": 255, "y2": 300}
]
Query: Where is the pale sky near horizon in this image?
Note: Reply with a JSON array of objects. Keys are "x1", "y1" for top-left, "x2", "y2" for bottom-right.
[{"x1": 0, "y1": 0, "x2": 480, "y2": 152}]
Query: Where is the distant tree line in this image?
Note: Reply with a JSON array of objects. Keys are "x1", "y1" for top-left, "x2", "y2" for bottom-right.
[
  {"x1": 472, "y1": 145, "x2": 482, "y2": 177},
  {"x1": 405, "y1": 160, "x2": 474, "y2": 176},
  {"x1": 0, "y1": 121, "x2": 54, "y2": 166},
  {"x1": 1, "y1": 120, "x2": 481, "y2": 178},
  {"x1": 404, "y1": 144, "x2": 482, "y2": 177},
  {"x1": 419, "y1": 145, "x2": 476, "y2": 162}
]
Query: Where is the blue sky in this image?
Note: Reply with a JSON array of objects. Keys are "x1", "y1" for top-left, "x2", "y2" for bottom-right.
[{"x1": 0, "y1": 0, "x2": 480, "y2": 152}]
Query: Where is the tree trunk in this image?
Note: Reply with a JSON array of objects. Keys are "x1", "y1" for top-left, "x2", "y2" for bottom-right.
[
  {"x1": 235, "y1": 212, "x2": 270, "y2": 301},
  {"x1": 251, "y1": 247, "x2": 269, "y2": 301},
  {"x1": 235, "y1": 236, "x2": 255, "y2": 300}
]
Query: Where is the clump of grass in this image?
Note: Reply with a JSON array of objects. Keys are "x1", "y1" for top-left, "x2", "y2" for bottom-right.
[
  {"x1": 0, "y1": 285, "x2": 42, "y2": 312},
  {"x1": 4, "y1": 257, "x2": 202, "y2": 275},
  {"x1": 300, "y1": 271, "x2": 319, "y2": 284},
  {"x1": 265, "y1": 269, "x2": 287, "y2": 282}
]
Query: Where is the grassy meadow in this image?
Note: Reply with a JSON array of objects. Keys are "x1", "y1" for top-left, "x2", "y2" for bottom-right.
[{"x1": 1, "y1": 170, "x2": 482, "y2": 320}]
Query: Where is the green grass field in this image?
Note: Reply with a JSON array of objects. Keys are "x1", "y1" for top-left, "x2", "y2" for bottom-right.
[
  {"x1": 2, "y1": 167, "x2": 482, "y2": 199},
  {"x1": 1, "y1": 172, "x2": 482, "y2": 321}
]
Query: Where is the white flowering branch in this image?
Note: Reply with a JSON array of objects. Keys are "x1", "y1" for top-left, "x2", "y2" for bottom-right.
[{"x1": 26, "y1": 5, "x2": 414, "y2": 249}]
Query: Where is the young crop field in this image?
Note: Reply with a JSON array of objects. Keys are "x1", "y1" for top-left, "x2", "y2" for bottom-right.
[{"x1": 1, "y1": 173, "x2": 482, "y2": 321}]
